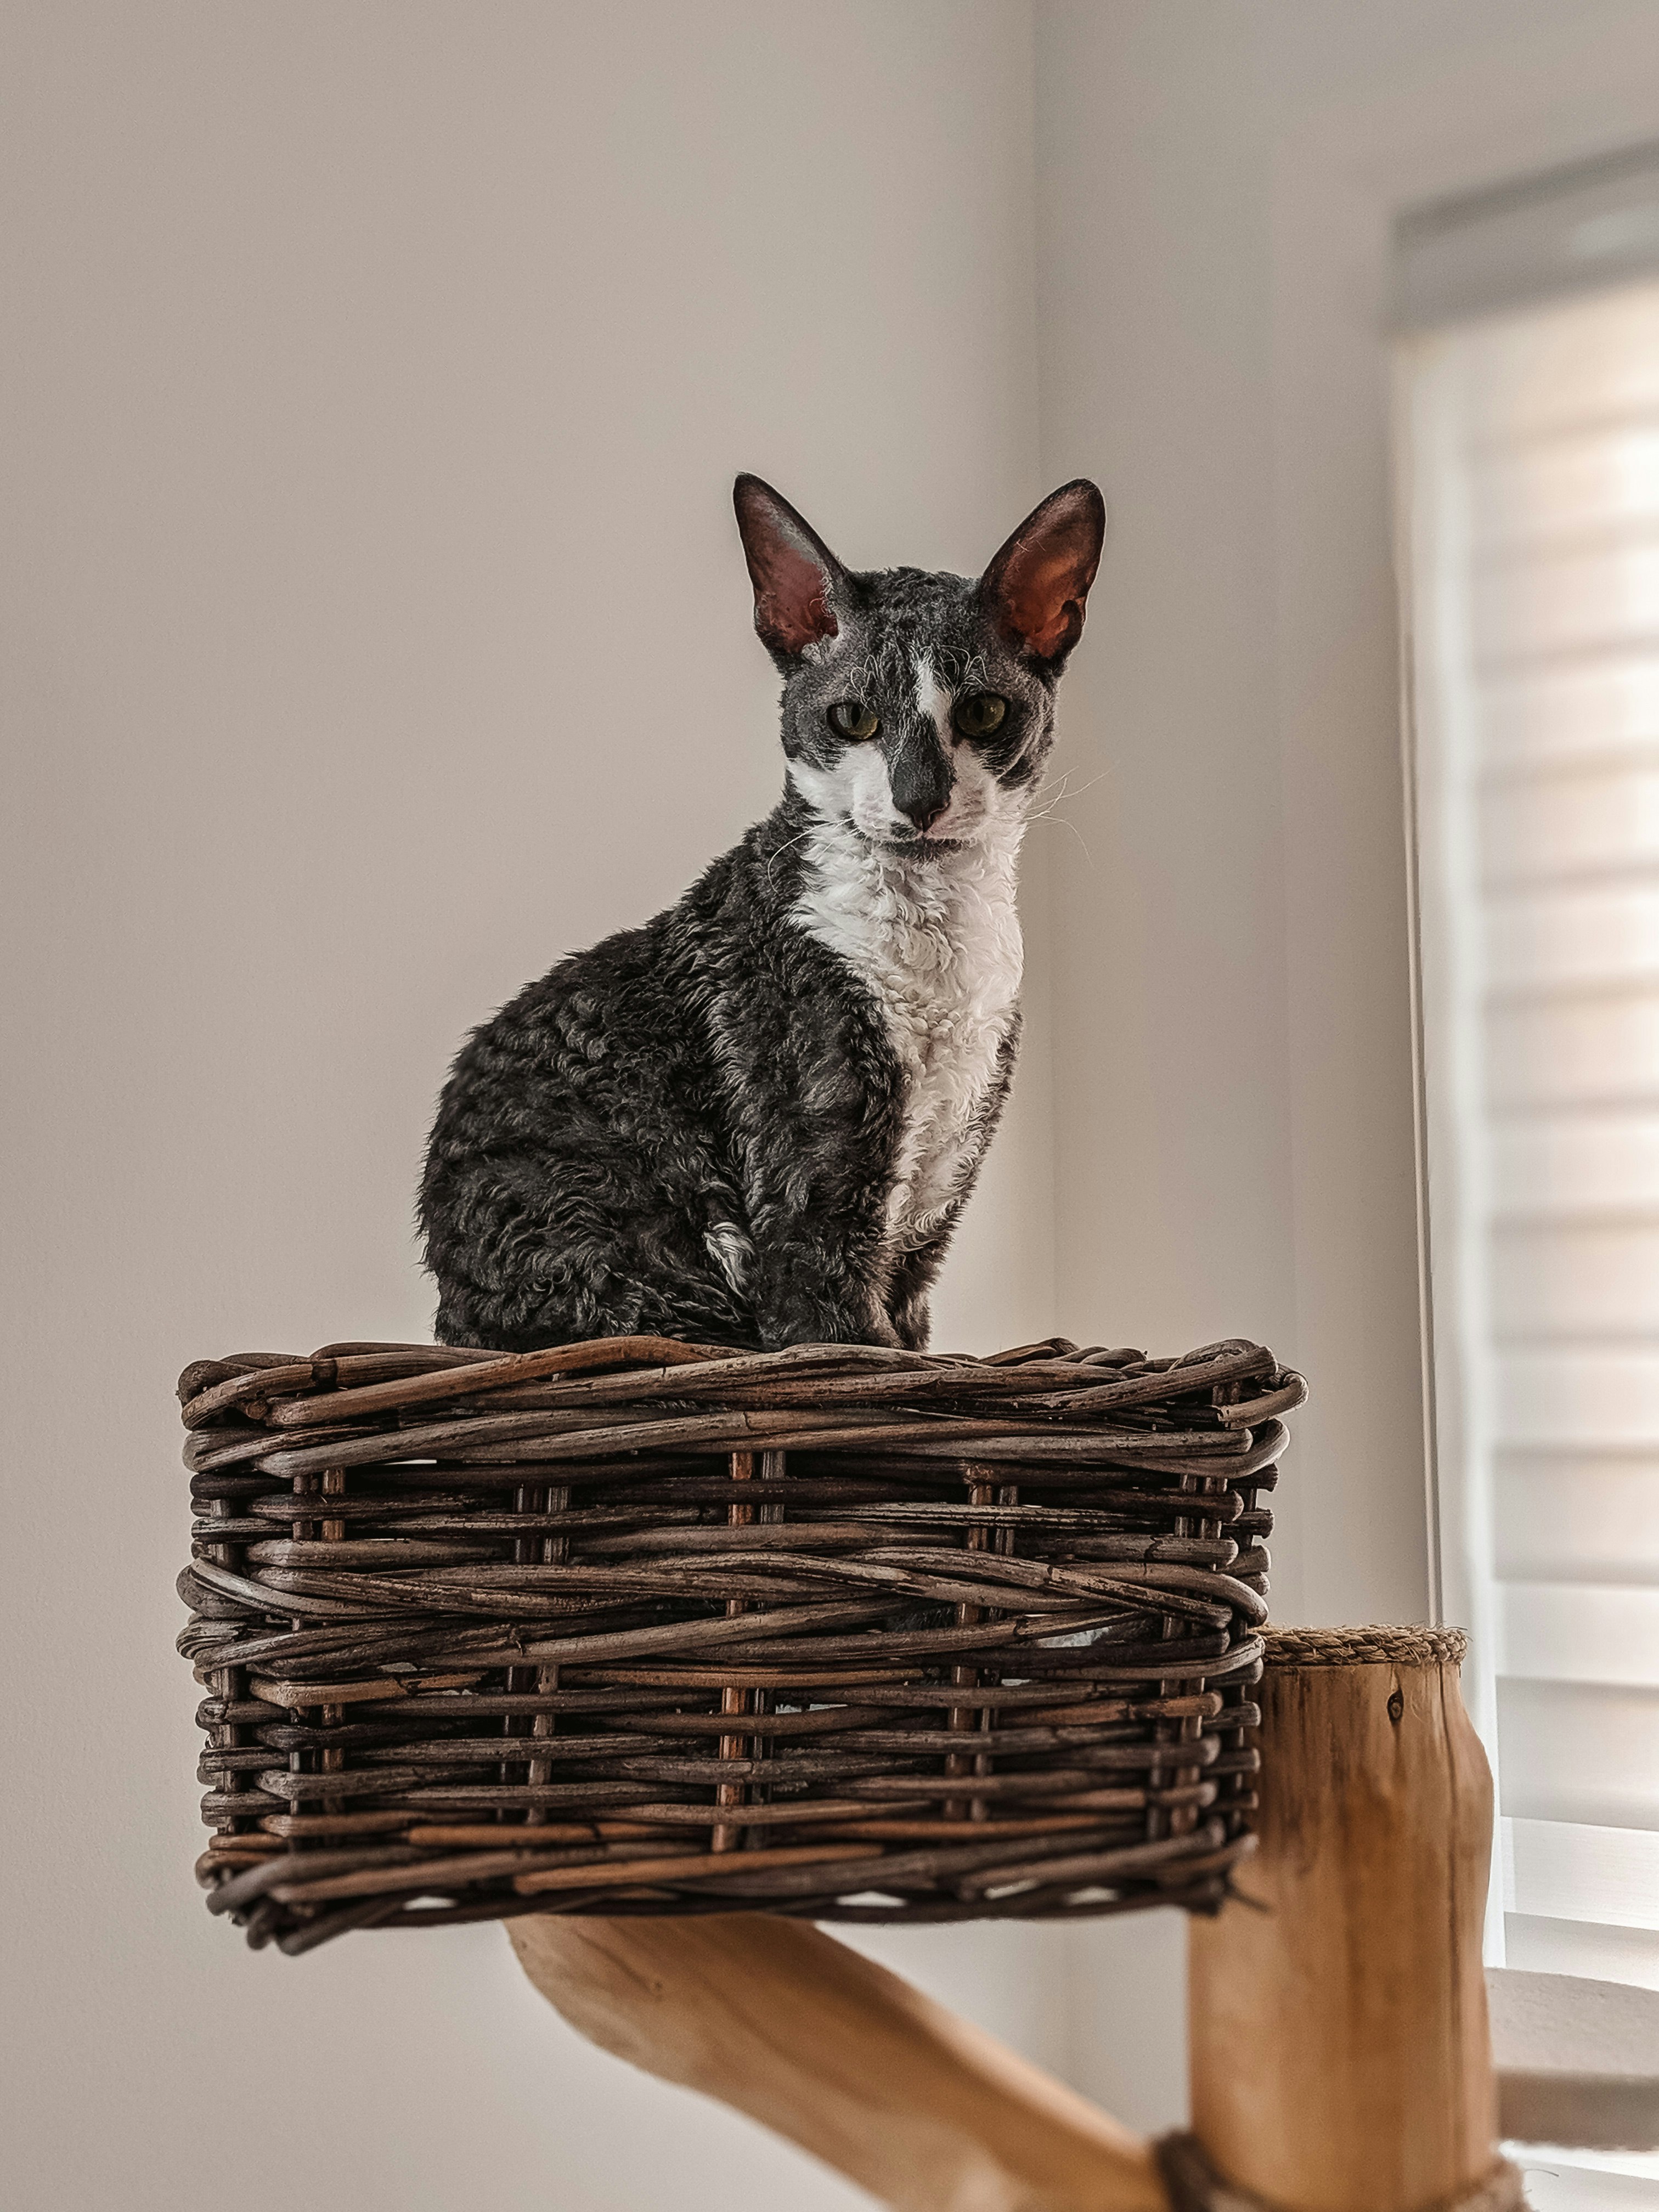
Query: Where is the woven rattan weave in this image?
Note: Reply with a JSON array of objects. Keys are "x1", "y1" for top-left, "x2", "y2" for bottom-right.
[{"x1": 178, "y1": 1331, "x2": 1303, "y2": 1953}]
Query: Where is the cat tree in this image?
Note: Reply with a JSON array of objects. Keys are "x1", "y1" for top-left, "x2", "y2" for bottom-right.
[{"x1": 178, "y1": 1333, "x2": 1655, "y2": 2208}]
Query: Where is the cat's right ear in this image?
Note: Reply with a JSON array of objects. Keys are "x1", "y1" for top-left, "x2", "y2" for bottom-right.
[{"x1": 733, "y1": 475, "x2": 847, "y2": 661}]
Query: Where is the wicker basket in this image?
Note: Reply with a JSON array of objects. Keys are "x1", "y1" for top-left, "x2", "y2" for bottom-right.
[{"x1": 178, "y1": 1332, "x2": 1303, "y2": 1953}]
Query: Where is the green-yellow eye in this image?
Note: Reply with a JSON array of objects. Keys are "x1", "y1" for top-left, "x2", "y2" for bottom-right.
[
  {"x1": 828, "y1": 701, "x2": 880, "y2": 741},
  {"x1": 953, "y1": 692, "x2": 1008, "y2": 739}
]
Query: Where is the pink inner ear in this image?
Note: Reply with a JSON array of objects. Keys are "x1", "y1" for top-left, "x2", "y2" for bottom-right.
[
  {"x1": 984, "y1": 482, "x2": 1104, "y2": 659},
  {"x1": 1002, "y1": 546, "x2": 1084, "y2": 659},
  {"x1": 758, "y1": 540, "x2": 838, "y2": 654}
]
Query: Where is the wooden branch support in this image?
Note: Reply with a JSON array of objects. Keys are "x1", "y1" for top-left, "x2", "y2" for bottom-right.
[
  {"x1": 510, "y1": 1626, "x2": 1517, "y2": 2212},
  {"x1": 510, "y1": 1911, "x2": 1169, "y2": 2212}
]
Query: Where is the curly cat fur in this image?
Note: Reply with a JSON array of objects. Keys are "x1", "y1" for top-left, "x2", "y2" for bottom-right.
[{"x1": 421, "y1": 476, "x2": 1103, "y2": 1352}]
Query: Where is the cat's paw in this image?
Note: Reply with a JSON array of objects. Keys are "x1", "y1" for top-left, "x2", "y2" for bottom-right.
[
  {"x1": 757, "y1": 1294, "x2": 899, "y2": 1352},
  {"x1": 889, "y1": 1293, "x2": 930, "y2": 1351},
  {"x1": 862, "y1": 1306, "x2": 904, "y2": 1351}
]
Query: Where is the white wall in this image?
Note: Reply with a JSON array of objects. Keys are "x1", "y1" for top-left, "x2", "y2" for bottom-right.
[{"x1": 0, "y1": 7, "x2": 1060, "y2": 2208}]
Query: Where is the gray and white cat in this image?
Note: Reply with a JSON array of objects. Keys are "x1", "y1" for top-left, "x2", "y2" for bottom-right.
[{"x1": 420, "y1": 474, "x2": 1105, "y2": 1352}]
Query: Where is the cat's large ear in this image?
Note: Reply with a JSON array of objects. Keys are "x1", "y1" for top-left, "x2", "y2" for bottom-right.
[
  {"x1": 733, "y1": 475, "x2": 848, "y2": 661},
  {"x1": 978, "y1": 479, "x2": 1106, "y2": 663}
]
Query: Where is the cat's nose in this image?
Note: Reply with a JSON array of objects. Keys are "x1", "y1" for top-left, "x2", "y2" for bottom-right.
[
  {"x1": 888, "y1": 735, "x2": 953, "y2": 833},
  {"x1": 897, "y1": 793, "x2": 949, "y2": 833}
]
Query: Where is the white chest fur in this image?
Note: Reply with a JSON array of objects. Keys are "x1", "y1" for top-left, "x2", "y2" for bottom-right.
[{"x1": 791, "y1": 819, "x2": 1024, "y2": 1268}]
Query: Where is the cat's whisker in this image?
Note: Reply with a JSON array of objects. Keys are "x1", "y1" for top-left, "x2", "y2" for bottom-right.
[
  {"x1": 1029, "y1": 810, "x2": 1096, "y2": 863},
  {"x1": 764, "y1": 826, "x2": 815, "y2": 882},
  {"x1": 1026, "y1": 763, "x2": 1075, "y2": 799},
  {"x1": 1025, "y1": 768, "x2": 1107, "y2": 823},
  {"x1": 1025, "y1": 764, "x2": 1098, "y2": 845}
]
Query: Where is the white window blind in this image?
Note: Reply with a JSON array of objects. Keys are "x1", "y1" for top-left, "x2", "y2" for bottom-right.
[{"x1": 1398, "y1": 163, "x2": 1659, "y2": 2076}]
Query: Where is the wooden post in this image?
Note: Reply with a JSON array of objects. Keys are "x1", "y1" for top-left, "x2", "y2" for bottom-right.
[
  {"x1": 1185, "y1": 1627, "x2": 1509, "y2": 2212},
  {"x1": 511, "y1": 1912, "x2": 1170, "y2": 2212}
]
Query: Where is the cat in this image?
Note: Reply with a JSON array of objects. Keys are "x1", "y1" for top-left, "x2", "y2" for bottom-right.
[{"x1": 420, "y1": 472, "x2": 1104, "y2": 1353}]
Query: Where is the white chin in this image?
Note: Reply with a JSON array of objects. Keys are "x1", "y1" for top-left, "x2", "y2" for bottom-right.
[{"x1": 853, "y1": 820, "x2": 978, "y2": 850}]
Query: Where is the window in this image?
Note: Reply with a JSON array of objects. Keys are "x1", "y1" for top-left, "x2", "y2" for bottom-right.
[{"x1": 1398, "y1": 156, "x2": 1659, "y2": 2044}]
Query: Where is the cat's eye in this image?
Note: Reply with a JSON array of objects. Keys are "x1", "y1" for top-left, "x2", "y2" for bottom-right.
[
  {"x1": 953, "y1": 692, "x2": 1008, "y2": 739},
  {"x1": 828, "y1": 701, "x2": 881, "y2": 741}
]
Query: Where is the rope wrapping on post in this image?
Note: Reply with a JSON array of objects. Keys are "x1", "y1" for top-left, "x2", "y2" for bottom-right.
[
  {"x1": 1260, "y1": 1625, "x2": 1469, "y2": 1668},
  {"x1": 1156, "y1": 2134, "x2": 1525, "y2": 2212}
]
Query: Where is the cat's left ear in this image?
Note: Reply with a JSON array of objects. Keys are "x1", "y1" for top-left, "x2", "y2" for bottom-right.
[
  {"x1": 733, "y1": 475, "x2": 848, "y2": 662},
  {"x1": 978, "y1": 479, "x2": 1107, "y2": 663}
]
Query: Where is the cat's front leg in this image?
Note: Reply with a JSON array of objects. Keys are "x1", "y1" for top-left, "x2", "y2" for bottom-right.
[
  {"x1": 720, "y1": 947, "x2": 908, "y2": 1349},
  {"x1": 739, "y1": 1171, "x2": 899, "y2": 1348},
  {"x1": 888, "y1": 1286, "x2": 932, "y2": 1353},
  {"x1": 884, "y1": 1228, "x2": 957, "y2": 1352}
]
